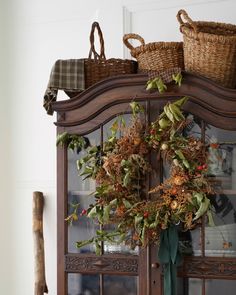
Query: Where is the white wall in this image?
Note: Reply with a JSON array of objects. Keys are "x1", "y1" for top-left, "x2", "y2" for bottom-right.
[
  {"x1": 0, "y1": 1, "x2": 12, "y2": 293},
  {"x1": 1, "y1": 0, "x2": 236, "y2": 294}
]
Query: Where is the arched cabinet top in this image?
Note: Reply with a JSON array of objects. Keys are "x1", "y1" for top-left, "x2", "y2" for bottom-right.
[{"x1": 52, "y1": 72, "x2": 236, "y2": 134}]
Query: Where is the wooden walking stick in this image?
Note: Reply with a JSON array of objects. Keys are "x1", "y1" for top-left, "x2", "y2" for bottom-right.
[{"x1": 33, "y1": 191, "x2": 48, "y2": 295}]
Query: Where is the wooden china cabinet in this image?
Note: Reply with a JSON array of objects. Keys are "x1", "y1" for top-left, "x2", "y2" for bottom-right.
[{"x1": 52, "y1": 72, "x2": 236, "y2": 295}]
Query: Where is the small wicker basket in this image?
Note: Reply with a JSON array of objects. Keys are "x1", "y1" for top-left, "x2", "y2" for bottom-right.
[
  {"x1": 84, "y1": 22, "x2": 137, "y2": 88},
  {"x1": 123, "y1": 33, "x2": 184, "y2": 73},
  {"x1": 177, "y1": 9, "x2": 236, "y2": 88}
]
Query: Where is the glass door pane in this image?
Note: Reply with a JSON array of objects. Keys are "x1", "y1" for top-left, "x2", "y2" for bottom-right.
[
  {"x1": 205, "y1": 125, "x2": 236, "y2": 257},
  {"x1": 177, "y1": 278, "x2": 202, "y2": 295},
  {"x1": 205, "y1": 279, "x2": 236, "y2": 294},
  {"x1": 103, "y1": 275, "x2": 138, "y2": 295},
  {"x1": 68, "y1": 129, "x2": 100, "y2": 253},
  {"x1": 68, "y1": 274, "x2": 138, "y2": 295},
  {"x1": 68, "y1": 273, "x2": 100, "y2": 295},
  {"x1": 101, "y1": 113, "x2": 141, "y2": 255}
]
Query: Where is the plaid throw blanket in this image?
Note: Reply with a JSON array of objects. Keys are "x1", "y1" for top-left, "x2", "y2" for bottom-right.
[{"x1": 43, "y1": 59, "x2": 85, "y2": 115}]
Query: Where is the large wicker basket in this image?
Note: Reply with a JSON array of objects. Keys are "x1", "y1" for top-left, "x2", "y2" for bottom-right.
[
  {"x1": 177, "y1": 9, "x2": 236, "y2": 88},
  {"x1": 123, "y1": 33, "x2": 184, "y2": 73},
  {"x1": 84, "y1": 22, "x2": 137, "y2": 88}
]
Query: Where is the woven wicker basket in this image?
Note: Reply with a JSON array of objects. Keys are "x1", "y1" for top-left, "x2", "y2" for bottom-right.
[
  {"x1": 123, "y1": 33, "x2": 184, "y2": 73},
  {"x1": 84, "y1": 22, "x2": 137, "y2": 88},
  {"x1": 177, "y1": 9, "x2": 236, "y2": 88}
]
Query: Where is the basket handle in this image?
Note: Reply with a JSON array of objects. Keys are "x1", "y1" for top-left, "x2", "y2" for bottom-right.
[
  {"x1": 88, "y1": 22, "x2": 106, "y2": 60},
  {"x1": 176, "y1": 9, "x2": 198, "y2": 33},
  {"x1": 123, "y1": 33, "x2": 145, "y2": 51}
]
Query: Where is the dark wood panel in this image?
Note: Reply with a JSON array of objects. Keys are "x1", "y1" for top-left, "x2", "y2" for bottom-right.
[
  {"x1": 52, "y1": 72, "x2": 236, "y2": 132},
  {"x1": 65, "y1": 253, "x2": 138, "y2": 275},
  {"x1": 57, "y1": 126, "x2": 68, "y2": 295},
  {"x1": 179, "y1": 257, "x2": 236, "y2": 279}
]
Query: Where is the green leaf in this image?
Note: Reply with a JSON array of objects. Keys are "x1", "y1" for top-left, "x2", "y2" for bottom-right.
[
  {"x1": 119, "y1": 116, "x2": 126, "y2": 128},
  {"x1": 76, "y1": 238, "x2": 94, "y2": 248},
  {"x1": 130, "y1": 101, "x2": 144, "y2": 117},
  {"x1": 173, "y1": 96, "x2": 188, "y2": 108},
  {"x1": 183, "y1": 159, "x2": 190, "y2": 169},
  {"x1": 207, "y1": 210, "x2": 215, "y2": 227},
  {"x1": 159, "y1": 118, "x2": 171, "y2": 129},
  {"x1": 169, "y1": 103, "x2": 185, "y2": 121},
  {"x1": 80, "y1": 166, "x2": 93, "y2": 175},
  {"x1": 193, "y1": 196, "x2": 210, "y2": 220},
  {"x1": 175, "y1": 150, "x2": 185, "y2": 160},
  {"x1": 149, "y1": 222, "x2": 158, "y2": 229},
  {"x1": 193, "y1": 192, "x2": 204, "y2": 203},
  {"x1": 141, "y1": 225, "x2": 146, "y2": 245},
  {"x1": 117, "y1": 233, "x2": 126, "y2": 243},
  {"x1": 123, "y1": 172, "x2": 131, "y2": 187},
  {"x1": 153, "y1": 77, "x2": 167, "y2": 93},
  {"x1": 96, "y1": 230, "x2": 104, "y2": 236},
  {"x1": 146, "y1": 80, "x2": 157, "y2": 90},
  {"x1": 135, "y1": 215, "x2": 143, "y2": 229},
  {"x1": 164, "y1": 105, "x2": 175, "y2": 123},
  {"x1": 95, "y1": 240, "x2": 102, "y2": 255},
  {"x1": 123, "y1": 199, "x2": 132, "y2": 209},
  {"x1": 121, "y1": 159, "x2": 130, "y2": 167},
  {"x1": 89, "y1": 146, "x2": 99, "y2": 154},
  {"x1": 97, "y1": 212, "x2": 103, "y2": 224},
  {"x1": 170, "y1": 128, "x2": 177, "y2": 140},
  {"x1": 103, "y1": 205, "x2": 111, "y2": 223},
  {"x1": 172, "y1": 72, "x2": 183, "y2": 87},
  {"x1": 110, "y1": 119, "x2": 119, "y2": 137},
  {"x1": 56, "y1": 132, "x2": 69, "y2": 146},
  {"x1": 109, "y1": 198, "x2": 118, "y2": 206},
  {"x1": 87, "y1": 206, "x2": 97, "y2": 218}
]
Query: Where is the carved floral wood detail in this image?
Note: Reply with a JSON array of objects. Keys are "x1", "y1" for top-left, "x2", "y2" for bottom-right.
[
  {"x1": 179, "y1": 257, "x2": 236, "y2": 279},
  {"x1": 65, "y1": 254, "x2": 138, "y2": 275}
]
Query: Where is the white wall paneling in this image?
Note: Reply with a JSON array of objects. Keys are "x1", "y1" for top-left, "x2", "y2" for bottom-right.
[{"x1": 122, "y1": 0, "x2": 236, "y2": 58}]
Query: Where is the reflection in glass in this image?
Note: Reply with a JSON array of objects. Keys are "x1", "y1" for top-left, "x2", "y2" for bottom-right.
[
  {"x1": 104, "y1": 275, "x2": 138, "y2": 295},
  {"x1": 103, "y1": 224, "x2": 138, "y2": 254},
  {"x1": 177, "y1": 275, "x2": 236, "y2": 294},
  {"x1": 67, "y1": 192, "x2": 98, "y2": 253},
  {"x1": 102, "y1": 114, "x2": 140, "y2": 255},
  {"x1": 205, "y1": 125, "x2": 236, "y2": 257},
  {"x1": 179, "y1": 227, "x2": 201, "y2": 257},
  {"x1": 205, "y1": 125, "x2": 236, "y2": 190},
  {"x1": 206, "y1": 279, "x2": 236, "y2": 294},
  {"x1": 67, "y1": 129, "x2": 100, "y2": 253},
  {"x1": 68, "y1": 273, "x2": 99, "y2": 295},
  {"x1": 177, "y1": 278, "x2": 202, "y2": 295}
]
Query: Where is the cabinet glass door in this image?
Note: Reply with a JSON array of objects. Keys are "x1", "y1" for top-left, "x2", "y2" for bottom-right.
[
  {"x1": 177, "y1": 120, "x2": 236, "y2": 294},
  {"x1": 66, "y1": 112, "x2": 142, "y2": 295},
  {"x1": 205, "y1": 125, "x2": 236, "y2": 257}
]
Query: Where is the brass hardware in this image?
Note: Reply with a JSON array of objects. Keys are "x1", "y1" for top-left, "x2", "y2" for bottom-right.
[
  {"x1": 151, "y1": 262, "x2": 160, "y2": 269},
  {"x1": 93, "y1": 260, "x2": 109, "y2": 268}
]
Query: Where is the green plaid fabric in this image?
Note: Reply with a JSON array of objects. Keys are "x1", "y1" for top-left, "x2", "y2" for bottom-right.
[{"x1": 43, "y1": 59, "x2": 85, "y2": 115}]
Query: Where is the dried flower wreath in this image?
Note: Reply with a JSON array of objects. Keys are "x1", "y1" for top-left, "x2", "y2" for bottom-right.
[{"x1": 57, "y1": 92, "x2": 215, "y2": 295}]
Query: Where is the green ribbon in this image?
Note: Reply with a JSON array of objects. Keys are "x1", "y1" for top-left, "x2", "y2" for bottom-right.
[{"x1": 158, "y1": 226, "x2": 182, "y2": 295}]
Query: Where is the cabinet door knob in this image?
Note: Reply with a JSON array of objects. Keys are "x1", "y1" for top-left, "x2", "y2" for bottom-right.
[{"x1": 151, "y1": 262, "x2": 160, "y2": 269}]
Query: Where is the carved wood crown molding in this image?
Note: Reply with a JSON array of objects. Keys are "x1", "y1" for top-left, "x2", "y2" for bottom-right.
[{"x1": 52, "y1": 72, "x2": 236, "y2": 133}]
